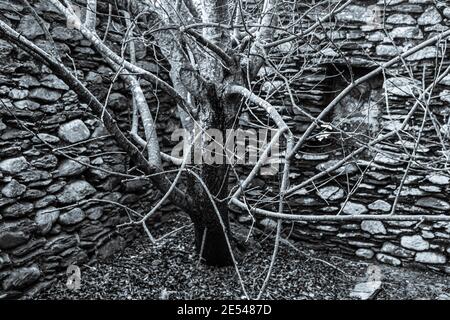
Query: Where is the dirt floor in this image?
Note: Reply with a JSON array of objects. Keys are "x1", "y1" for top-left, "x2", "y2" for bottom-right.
[{"x1": 34, "y1": 212, "x2": 450, "y2": 300}]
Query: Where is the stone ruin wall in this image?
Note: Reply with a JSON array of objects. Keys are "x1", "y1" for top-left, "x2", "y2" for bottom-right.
[
  {"x1": 234, "y1": 0, "x2": 450, "y2": 274},
  {"x1": 0, "y1": 0, "x2": 182, "y2": 298},
  {"x1": 1, "y1": 0, "x2": 450, "y2": 298}
]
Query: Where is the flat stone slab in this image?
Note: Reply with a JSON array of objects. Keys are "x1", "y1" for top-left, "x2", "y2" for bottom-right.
[{"x1": 350, "y1": 281, "x2": 382, "y2": 300}]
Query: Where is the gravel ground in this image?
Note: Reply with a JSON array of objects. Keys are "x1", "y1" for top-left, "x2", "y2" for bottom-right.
[{"x1": 35, "y1": 212, "x2": 450, "y2": 300}]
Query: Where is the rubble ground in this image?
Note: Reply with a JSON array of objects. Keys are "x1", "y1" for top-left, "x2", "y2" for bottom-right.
[{"x1": 34, "y1": 212, "x2": 450, "y2": 300}]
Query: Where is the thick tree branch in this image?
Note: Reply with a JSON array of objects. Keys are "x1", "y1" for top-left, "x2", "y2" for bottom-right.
[
  {"x1": 183, "y1": 27, "x2": 235, "y2": 67},
  {"x1": 287, "y1": 28, "x2": 450, "y2": 160},
  {"x1": 84, "y1": 0, "x2": 97, "y2": 30},
  {"x1": 285, "y1": 63, "x2": 450, "y2": 197},
  {"x1": 46, "y1": 0, "x2": 188, "y2": 108},
  {"x1": 247, "y1": 0, "x2": 278, "y2": 78},
  {"x1": 225, "y1": 84, "x2": 289, "y2": 131},
  {"x1": 0, "y1": 19, "x2": 193, "y2": 214},
  {"x1": 230, "y1": 199, "x2": 450, "y2": 221}
]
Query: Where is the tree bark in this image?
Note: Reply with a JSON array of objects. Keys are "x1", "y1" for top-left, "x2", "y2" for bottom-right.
[
  {"x1": 191, "y1": 167, "x2": 233, "y2": 266},
  {"x1": 188, "y1": 88, "x2": 234, "y2": 266}
]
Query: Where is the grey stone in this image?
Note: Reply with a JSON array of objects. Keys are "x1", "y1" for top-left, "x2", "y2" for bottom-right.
[
  {"x1": 86, "y1": 207, "x2": 103, "y2": 220},
  {"x1": 376, "y1": 253, "x2": 401, "y2": 266},
  {"x1": 439, "y1": 74, "x2": 450, "y2": 86},
  {"x1": 34, "y1": 195, "x2": 57, "y2": 208},
  {"x1": 405, "y1": 47, "x2": 438, "y2": 61},
  {"x1": 426, "y1": 174, "x2": 450, "y2": 185},
  {"x1": 1, "y1": 179, "x2": 26, "y2": 198},
  {"x1": 32, "y1": 133, "x2": 60, "y2": 144},
  {"x1": 418, "y1": 7, "x2": 442, "y2": 25},
  {"x1": 91, "y1": 124, "x2": 109, "y2": 138},
  {"x1": 1, "y1": 129, "x2": 32, "y2": 140},
  {"x1": 361, "y1": 221, "x2": 387, "y2": 235},
  {"x1": 40, "y1": 74, "x2": 69, "y2": 90},
  {"x1": 0, "y1": 156, "x2": 29, "y2": 174},
  {"x1": 35, "y1": 207, "x2": 60, "y2": 234},
  {"x1": 355, "y1": 248, "x2": 374, "y2": 259},
  {"x1": 316, "y1": 160, "x2": 357, "y2": 175},
  {"x1": 350, "y1": 281, "x2": 382, "y2": 300},
  {"x1": 336, "y1": 5, "x2": 376, "y2": 23},
  {"x1": 377, "y1": 0, "x2": 403, "y2": 5},
  {"x1": 13, "y1": 99, "x2": 40, "y2": 111},
  {"x1": 293, "y1": 196, "x2": 317, "y2": 207},
  {"x1": 348, "y1": 241, "x2": 377, "y2": 248},
  {"x1": 440, "y1": 90, "x2": 450, "y2": 104},
  {"x1": 374, "y1": 153, "x2": 402, "y2": 165},
  {"x1": 54, "y1": 156, "x2": 90, "y2": 177},
  {"x1": 399, "y1": 187, "x2": 425, "y2": 197},
  {"x1": 368, "y1": 200, "x2": 391, "y2": 212},
  {"x1": 0, "y1": 222, "x2": 31, "y2": 250},
  {"x1": 435, "y1": 232, "x2": 450, "y2": 239},
  {"x1": 389, "y1": 27, "x2": 423, "y2": 39},
  {"x1": 44, "y1": 235, "x2": 78, "y2": 255},
  {"x1": 12, "y1": 238, "x2": 46, "y2": 257},
  {"x1": 315, "y1": 225, "x2": 339, "y2": 232},
  {"x1": 59, "y1": 208, "x2": 85, "y2": 225},
  {"x1": 9, "y1": 89, "x2": 28, "y2": 100},
  {"x1": 444, "y1": 8, "x2": 450, "y2": 19},
  {"x1": 47, "y1": 180, "x2": 66, "y2": 194},
  {"x1": 383, "y1": 77, "x2": 420, "y2": 97},
  {"x1": 60, "y1": 247, "x2": 89, "y2": 268},
  {"x1": 342, "y1": 202, "x2": 368, "y2": 215},
  {"x1": 31, "y1": 154, "x2": 58, "y2": 169},
  {"x1": 0, "y1": 253, "x2": 11, "y2": 270},
  {"x1": 16, "y1": 170, "x2": 51, "y2": 183},
  {"x1": 297, "y1": 153, "x2": 330, "y2": 161},
  {"x1": 419, "y1": 185, "x2": 441, "y2": 193},
  {"x1": 0, "y1": 231, "x2": 29, "y2": 250},
  {"x1": 376, "y1": 45, "x2": 402, "y2": 57},
  {"x1": 17, "y1": 15, "x2": 47, "y2": 39},
  {"x1": 58, "y1": 120, "x2": 90, "y2": 143},
  {"x1": 51, "y1": 26, "x2": 83, "y2": 41},
  {"x1": 2, "y1": 266, "x2": 41, "y2": 290},
  {"x1": 0, "y1": 39, "x2": 14, "y2": 57},
  {"x1": 415, "y1": 197, "x2": 450, "y2": 211},
  {"x1": 421, "y1": 230, "x2": 435, "y2": 240},
  {"x1": 2, "y1": 202, "x2": 34, "y2": 218},
  {"x1": 386, "y1": 14, "x2": 416, "y2": 25},
  {"x1": 57, "y1": 180, "x2": 96, "y2": 204},
  {"x1": 260, "y1": 218, "x2": 278, "y2": 230},
  {"x1": 367, "y1": 31, "x2": 385, "y2": 42},
  {"x1": 317, "y1": 186, "x2": 345, "y2": 201},
  {"x1": 261, "y1": 81, "x2": 284, "y2": 94},
  {"x1": 17, "y1": 75, "x2": 40, "y2": 88},
  {"x1": 437, "y1": 293, "x2": 450, "y2": 300},
  {"x1": 0, "y1": 198, "x2": 15, "y2": 208},
  {"x1": 415, "y1": 252, "x2": 446, "y2": 264},
  {"x1": 108, "y1": 93, "x2": 128, "y2": 110},
  {"x1": 381, "y1": 242, "x2": 414, "y2": 258},
  {"x1": 29, "y1": 87, "x2": 62, "y2": 102},
  {"x1": 401, "y1": 235, "x2": 429, "y2": 251}
]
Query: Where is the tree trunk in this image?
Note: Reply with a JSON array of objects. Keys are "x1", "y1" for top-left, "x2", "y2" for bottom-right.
[
  {"x1": 192, "y1": 175, "x2": 233, "y2": 266},
  {"x1": 188, "y1": 90, "x2": 234, "y2": 267}
]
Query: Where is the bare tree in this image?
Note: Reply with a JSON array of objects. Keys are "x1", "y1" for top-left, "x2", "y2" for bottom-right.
[{"x1": 1, "y1": 0, "x2": 450, "y2": 287}]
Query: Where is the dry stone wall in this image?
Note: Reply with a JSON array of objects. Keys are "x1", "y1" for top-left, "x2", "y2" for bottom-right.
[
  {"x1": 0, "y1": 0, "x2": 181, "y2": 298},
  {"x1": 1, "y1": 0, "x2": 450, "y2": 298},
  {"x1": 234, "y1": 0, "x2": 450, "y2": 274}
]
